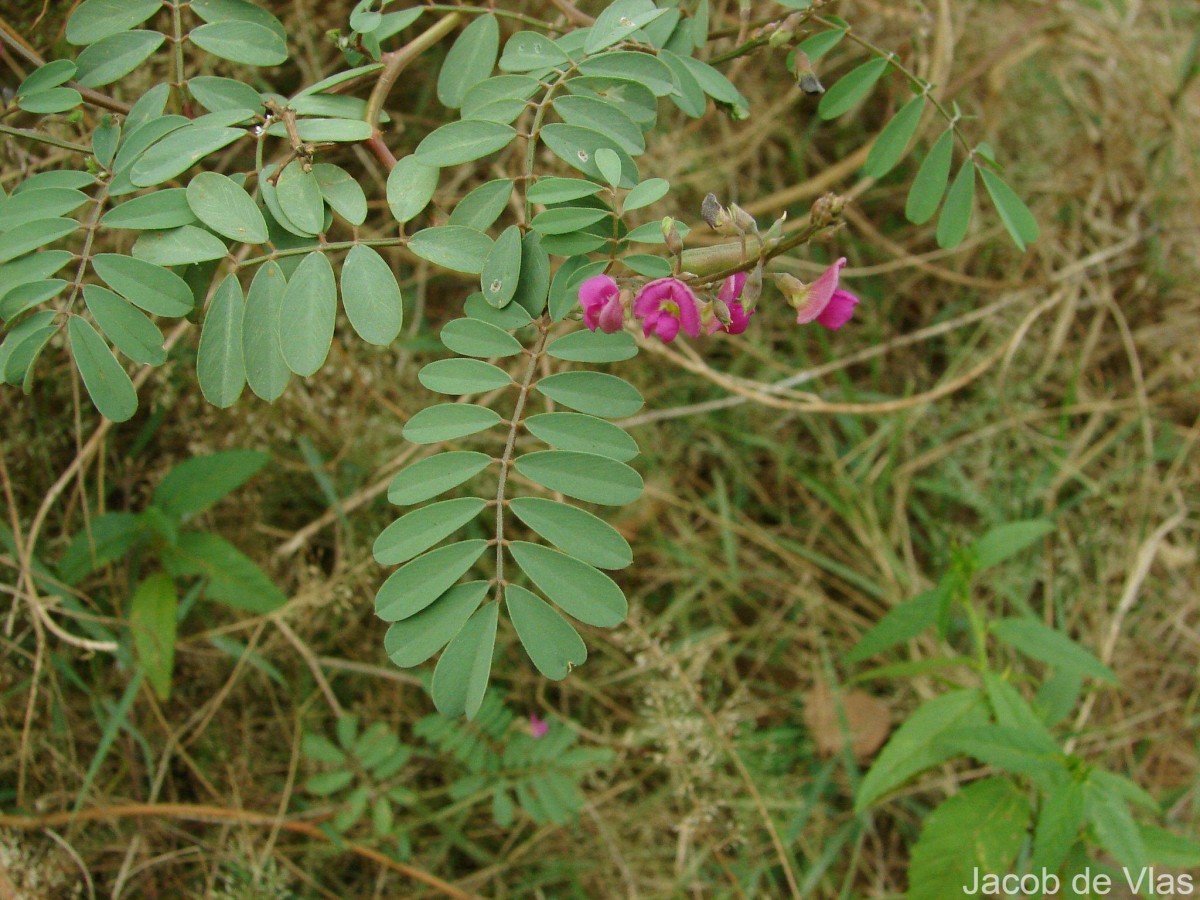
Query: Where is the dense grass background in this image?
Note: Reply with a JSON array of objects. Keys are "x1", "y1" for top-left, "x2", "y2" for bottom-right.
[{"x1": 1, "y1": 0, "x2": 1197, "y2": 895}]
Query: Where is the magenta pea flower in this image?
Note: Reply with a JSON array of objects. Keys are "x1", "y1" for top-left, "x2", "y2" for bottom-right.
[
  {"x1": 774, "y1": 257, "x2": 861, "y2": 331},
  {"x1": 578, "y1": 274, "x2": 625, "y2": 333},
  {"x1": 708, "y1": 272, "x2": 755, "y2": 335},
  {"x1": 633, "y1": 277, "x2": 702, "y2": 343},
  {"x1": 529, "y1": 714, "x2": 549, "y2": 739}
]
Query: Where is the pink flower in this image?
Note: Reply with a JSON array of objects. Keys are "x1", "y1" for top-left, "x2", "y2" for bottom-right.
[
  {"x1": 578, "y1": 275, "x2": 624, "y2": 333},
  {"x1": 529, "y1": 714, "x2": 549, "y2": 739},
  {"x1": 774, "y1": 257, "x2": 861, "y2": 331},
  {"x1": 709, "y1": 272, "x2": 755, "y2": 335},
  {"x1": 633, "y1": 278, "x2": 702, "y2": 343},
  {"x1": 719, "y1": 272, "x2": 747, "y2": 305}
]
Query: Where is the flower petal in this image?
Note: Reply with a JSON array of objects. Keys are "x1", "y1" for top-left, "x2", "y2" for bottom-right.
[
  {"x1": 719, "y1": 272, "x2": 747, "y2": 304},
  {"x1": 724, "y1": 301, "x2": 753, "y2": 335},
  {"x1": 654, "y1": 313, "x2": 680, "y2": 343},
  {"x1": 816, "y1": 289, "x2": 859, "y2": 330},
  {"x1": 633, "y1": 278, "x2": 674, "y2": 318},
  {"x1": 669, "y1": 281, "x2": 702, "y2": 338},
  {"x1": 597, "y1": 294, "x2": 625, "y2": 333},
  {"x1": 579, "y1": 275, "x2": 618, "y2": 312}
]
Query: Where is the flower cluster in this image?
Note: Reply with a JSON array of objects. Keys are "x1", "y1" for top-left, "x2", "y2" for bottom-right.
[{"x1": 577, "y1": 258, "x2": 859, "y2": 344}]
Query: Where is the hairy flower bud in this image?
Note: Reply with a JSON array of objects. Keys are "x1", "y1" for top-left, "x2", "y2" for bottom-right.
[
  {"x1": 809, "y1": 192, "x2": 845, "y2": 228},
  {"x1": 794, "y1": 50, "x2": 824, "y2": 95},
  {"x1": 701, "y1": 192, "x2": 729, "y2": 230},
  {"x1": 729, "y1": 203, "x2": 758, "y2": 236},
  {"x1": 662, "y1": 217, "x2": 684, "y2": 256}
]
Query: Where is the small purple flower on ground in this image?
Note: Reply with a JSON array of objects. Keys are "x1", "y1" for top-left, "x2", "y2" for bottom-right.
[
  {"x1": 578, "y1": 275, "x2": 625, "y2": 333},
  {"x1": 633, "y1": 278, "x2": 702, "y2": 343},
  {"x1": 529, "y1": 715, "x2": 549, "y2": 739}
]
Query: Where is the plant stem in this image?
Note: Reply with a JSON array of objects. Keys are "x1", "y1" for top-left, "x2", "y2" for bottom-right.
[
  {"x1": 0, "y1": 122, "x2": 91, "y2": 154},
  {"x1": 492, "y1": 319, "x2": 550, "y2": 602},
  {"x1": 237, "y1": 237, "x2": 407, "y2": 268}
]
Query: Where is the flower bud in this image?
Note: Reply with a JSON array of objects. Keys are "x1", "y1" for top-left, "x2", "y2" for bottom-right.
[
  {"x1": 794, "y1": 50, "x2": 824, "y2": 95},
  {"x1": 729, "y1": 203, "x2": 758, "y2": 235},
  {"x1": 772, "y1": 272, "x2": 807, "y2": 311},
  {"x1": 701, "y1": 192, "x2": 729, "y2": 231},
  {"x1": 809, "y1": 192, "x2": 845, "y2": 228},
  {"x1": 662, "y1": 217, "x2": 684, "y2": 256},
  {"x1": 712, "y1": 295, "x2": 733, "y2": 326},
  {"x1": 743, "y1": 259, "x2": 764, "y2": 312}
]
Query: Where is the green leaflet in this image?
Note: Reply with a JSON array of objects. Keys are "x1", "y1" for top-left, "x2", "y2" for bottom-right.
[
  {"x1": 275, "y1": 162, "x2": 325, "y2": 235},
  {"x1": 586, "y1": 1, "x2": 669, "y2": 54},
  {"x1": 905, "y1": 128, "x2": 954, "y2": 225},
  {"x1": 385, "y1": 581, "x2": 488, "y2": 667},
  {"x1": 971, "y1": 519, "x2": 1054, "y2": 569},
  {"x1": 129, "y1": 125, "x2": 245, "y2": 188},
  {"x1": 514, "y1": 450, "x2": 642, "y2": 505},
  {"x1": 279, "y1": 251, "x2": 337, "y2": 377},
  {"x1": 545, "y1": 329, "x2": 637, "y2": 363},
  {"x1": 18, "y1": 88, "x2": 83, "y2": 115},
  {"x1": 539, "y1": 124, "x2": 639, "y2": 189},
  {"x1": 373, "y1": 497, "x2": 487, "y2": 566},
  {"x1": 415, "y1": 120, "x2": 517, "y2": 167},
  {"x1": 375, "y1": 540, "x2": 488, "y2": 621},
  {"x1": 526, "y1": 178, "x2": 605, "y2": 205},
  {"x1": 552, "y1": 96, "x2": 645, "y2": 156},
  {"x1": 565, "y1": 77, "x2": 657, "y2": 128},
  {"x1": 386, "y1": 155, "x2": 439, "y2": 224},
  {"x1": 75, "y1": 30, "x2": 165, "y2": 87},
  {"x1": 480, "y1": 225, "x2": 522, "y2": 308},
  {"x1": 67, "y1": 0, "x2": 162, "y2": 45},
  {"x1": 313, "y1": 164, "x2": 368, "y2": 226},
  {"x1": 0, "y1": 280, "x2": 66, "y2": 321},
  {"x1": 623, "y1": 177, "x2": 670, "y2": 211},
  {"x1": 131, "y1": 225, "x2": 227, "y2": 266},
  {"x1": 980, "y1": 168, "x2": 1040, "y2": 250},
  {"x1": 93, "y1": 116, "x2": 121, "y2": 168},
  {"x1": 0, "y1": 219, "x2": 79, "y2": 265},
  {"x1": 188, "y1": 75, "x2": 264, "y2": 114},
  {"x1": 241, "y1": 261, "x2": 290, "y2": 401},
  {"x1": 440, "y1": 317, "x2": 522, "y2": 358},
  {"x1": 448, "y1": 179, "x2": 513, "y2": 232},
  {"x1": 68, "y1": 317, "x2": 138, "y2": 422},
  {"x1": 83, "y1": 285, "x2": 166, "y2": 366},
  {"x1": 92, "y1": 253, "x2": 193, "y2": 317},
  {"x1": 509, "y1": 497, "x2": 632, "y2": 570},
  {"x1": 506, "y1": 584, "x2": 587, "y2": 680},
  {"x1": 437, "y1": 14, "x2": 499, "y2": 109},
  {"x1": 188, "y1": 22, "x2": 288, "y2": 67},
  {"x1": 864, "y1": 94, "x2": 926, "y2": 178},
  {"x1": 408, "y1": 226, "x2": 493, "y2": 275},
  {"x1": 197, "y1": 274, "x2": 246, "y2": 408},
  {"x1": 0, "y1": 190, "x2": 89, "y2": 233},
  {"x1": 431, "y1": 601, "x2": 498, "y2": 719},
  {"x1": 577, "y1": 52, "x2": 677, "y2": 97},
  {"x1": 531, "y1": 207, "x2": 610, "y2": 235},
  {"x1": 936, "y1": 161, "x2": 975, "y2": 249},
  {"x1": 499, "y1": 31, "x2": 569, "y2": 72},
  {"x1": 101, "y1": 189, "x2": 198, "y2": 230},
  {"x1": 1, "y1": 312, "x2": 57, "y2": 387},
  {"x1": 510, "y1": 232, "x2": 550, "y2": 317},
  {"x1": 818, "y1": 57, "x2": 889, "y2": 119},
  {"x1": 189, "y1": 0, "x2": 286, "y2": 37},
  {"x1": 418, "y1": 358, "x2": 513, "y2": 395},
  {"x1": 465, "y1": 292, "x2": 533, "y2": 329},
  {"x1": 187, "y1": 172, "x2": 268, "y2": 244},
  {"x1": 508, "y1": 541, "x2": 627, "y2": 628},
  {"x1": 402, "y1": 404, "x2": 502, "y2": 443},
  {"x1": 387, "y1": 451, "x2": 493, "y2": 505},
  {"x1": 16, "y1": 60, "x2": 75, "y2": 96},
  {"x1": 129, "y1": 573, "x2": 177, "y2": 700},
  {"x1": 990, "y1": 617, "x2": 1116, "y2": 683},
  {"x1": 534, "y1": 371, "x2": 644, "y2": 417},
  {"x1": 340, "y1": 245, "x2": 403, "y2": 346}
]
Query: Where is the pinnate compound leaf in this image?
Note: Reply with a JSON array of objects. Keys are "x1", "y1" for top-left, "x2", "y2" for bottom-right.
[
  {"x1": 408, "y1": 226, "x2": 493, "y2": 275},
  {"x1": 507, "y1": 584, "x2": 587, "y2": 679},
  {"x1": 523, "y1": 412, "x2": 639, "y2": 461},
  {"x1": 415, "y1": 120, "x2": 516, "y2": 167},
  {"x1": 197, "y1": 274, "x2": 246, "y2": 408},
  {"x1": 855, "y1": 688, "x2": 988, "y2": 812},
  {"x1": 387, "y1": 451, "x2": 492, "y2": 505},
  {"x1": 437, "y1": 14, "x2": 499, "y2": 109},
  {"x1": 402, "y1": 404, "x2": 502, "y2": 443},
  {"x1": 75, "y1": 30, "x2": 165, "y2": 87},
  {"x1": 936, "y1": 161, "x2": 975, "y2": 249},
  {"x1": 188, "y1": 22, "x2": 288, "y2": 66},
  {"x1": 440, "y1": 317, "x2": 522, "y2": 357},
  {"x1": 92, "y1": 253, "x2": 193, "y2": 317},
  {"x1": 129, "y1": 573, "x2": 177, "y2": 700},
  {"x1": 373, "y1": 497, "x2": 487, "y2": 566},
  {"x1": 279, "y1": 252, "x2": 337, "y2": 376},
  {"x1": 340, "y1": 245, "x2": 403, "y2": 346},
  {"x1": 509, "y1": 541, "x2": 627, "y2": 628},
  {"x1": 68, "y1": 317, "x2": 137, "y2": 422},
  {"x1": 905, "y1": 128, "x2": 954, "y2": 225},
  {"x1": 818, "y1": 57, "x2": 889, "y2": 119},
  {"x1": 83, "y1": 285, "x2": 166, "y2": 366},
  {"x1": 431, "y1": 602, "x2": 498, "y2": 718},
  {"x1": 864, "y1": 94, "x2": 926, "y2": 178},
  {"x1": 980, "y1": 167, "x2": 1040, "y2": 251},
  {"x1": 515, "y1": 450, "x2": 642, "y2": 505},
  {"x1": 186, "y1": 172, "x2": 268, "y2": 244},
  {"x1": 375, "y1": 540, "x2": 488, "y2": 621},
  {"x1": 386, "y1": 156, "x2": 439, "y2": 224},
  {"x1": 241, "y1": 261, "x2": 290, "y2": 401},
  {"x1": 153, "y1": 449, "x2": 268, "y2": 520},
  {"x1": 535, "y1": 371, "x2": 643, "y2": 417},
  {"x1": 67, "y1": 0, "x2": 162, "y2": 45},
  {"x1": 418, "y1": 358, "x2": 513, "y2": 395},
  {"x1": 385, "y1": 581, "x2": 488, "y2": 667},
  {"x1": 990, "y1": 617, "x2": 1116, "y2": 684},
  {"x1": 509, "y1": 497, "x2": 632, "y2": 569},
  {"x1": 546, "y1": 329, "x2": 636, "y2": 363},
  {"x1": 907, "y1": 779, "x2": 1031, "y2": 900}
]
